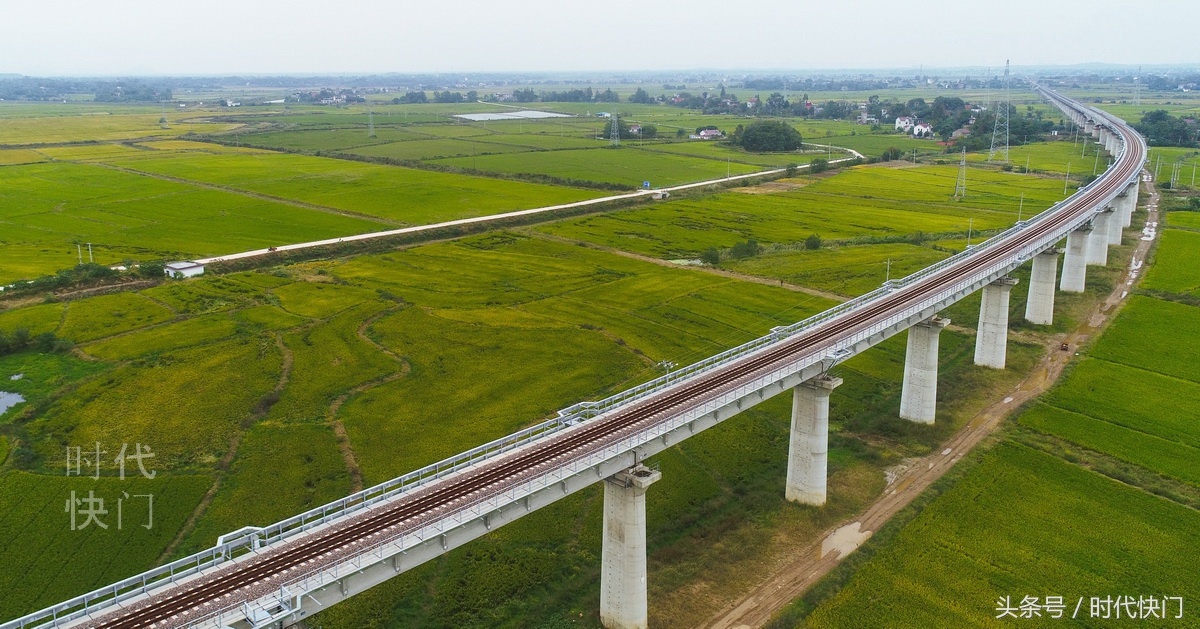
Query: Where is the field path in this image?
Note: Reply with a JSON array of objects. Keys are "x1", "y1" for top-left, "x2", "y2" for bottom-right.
[
  {"x1": 324, "y1": 307, "x2": 412, "y2": 493},
  {"x1": 696, "y1": 173, "x2": 1160, "y2": 629},
  {"x1": 155, "y1": 332, "x2": 294, "y2": 563},
  {"x1": 85, "y1": 161, "x2": 404, "y2": 226},
  {"x1": 532, "y1": 231, "x2": 847, "y2": 303}
]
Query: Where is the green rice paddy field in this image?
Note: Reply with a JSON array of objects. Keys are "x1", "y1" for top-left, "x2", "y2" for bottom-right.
[
  {"x1": 0, "y1": 219, "x2": 1048, "y2": 626},
  {"x1": 538, "y1": 163, "x2": 1071, "y2": 269},
  {"x1": 0, "y1": 91, "x2": 1172, "y2": 628},
  {"x1": 784, "y1": 185, "x2": 1200, "y2": 628}
]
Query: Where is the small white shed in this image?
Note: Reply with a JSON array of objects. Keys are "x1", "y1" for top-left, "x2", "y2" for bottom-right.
[{"x1": 165, "y1": 261, "x2": 205, "y2": 279}]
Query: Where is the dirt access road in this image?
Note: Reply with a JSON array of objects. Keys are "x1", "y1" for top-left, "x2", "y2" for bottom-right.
[{"x1": 699, "y1": 174, "x2": 1161, "y2": 629}]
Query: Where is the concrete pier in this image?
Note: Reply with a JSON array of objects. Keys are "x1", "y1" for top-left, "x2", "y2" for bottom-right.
[
  {"x1": 899, "y1": 317, "x2": 949, "y2": 424},
  {"x1": 601, "y1": 465, "x2": 662, "y2": 629},
  {"x1": 974, "y1": 276, "x2": 1018, "y2": 369},
  {"x1": 785, "y1": 376, "x2": 842, "y2": 505},
  {"x1": 1121, "y1": 182, "x2": 1139, "y2": 227},
  {"x1": 1106, "y1": 204, "x2": 1123, "y2": 245},
  {"x1": 1086, "y1": 211, "x2": 1111, "y2": 266},
  {"x1": 1060, "y1": 226, "x2": 1090, "y2": 293},
  {"x1": 1025, "y1": 249, "x2": 1061, "y2": 325}
]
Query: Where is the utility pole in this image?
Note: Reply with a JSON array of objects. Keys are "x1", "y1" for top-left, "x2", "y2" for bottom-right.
[
  {"x1": 1093, "y1": 150, "x2": 1100, "y2": 175},
  {"x1": 87, "y1": 243, "x2": 93, "y2": 263},
  {"x1": 1155, "y1": 154, "x2": 1162, "y2": 181},
  {"x1": 967, "y1": 218, "x2": 974, "y2": 248},
  {"x1": 368, "y1": 107, "x2": 376, "y2": 138},
  {"x1": 77, "y1": 244, "x2": 83, "y2": 265},
  {"x1": 1064, "y1": 162, "x2": 1072, "y2": 194},
  {"x1": 1018, "y1": 193, "x2": 1024, "y2": 222}
]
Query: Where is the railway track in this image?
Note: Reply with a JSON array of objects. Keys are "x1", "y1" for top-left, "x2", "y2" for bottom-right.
[{"x1": 76, "y1": 89, "x2": 1144, "y2": 629}]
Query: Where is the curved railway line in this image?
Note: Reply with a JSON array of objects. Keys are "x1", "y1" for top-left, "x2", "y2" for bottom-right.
[{"x1": 50, "y1": 87, "x2": 1146, "y2": 629}]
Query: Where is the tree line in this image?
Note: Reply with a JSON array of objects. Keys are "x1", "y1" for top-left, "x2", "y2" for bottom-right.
[{"x1": 1135, "y1": 110, "x2": 1198, "y2": 147}]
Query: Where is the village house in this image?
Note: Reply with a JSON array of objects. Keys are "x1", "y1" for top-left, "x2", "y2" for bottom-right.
[
  {"x1": 894, "y1": 116, "x2": 915, "y2": 131},
  {"x1": 912, "y1": 123, "x2": 935, "y2": 137}
]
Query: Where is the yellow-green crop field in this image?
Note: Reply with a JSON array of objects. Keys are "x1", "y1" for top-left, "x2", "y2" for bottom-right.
[
  {"x1": 0, "y1": 88, "x2": 1169, "y2": 629},
  {"x1": 0, "y1": 222, "x2": 1025, "y2": 625},
  {"x1": 804, "y1": 443, "x2": 1200, "y2": 628},
  {"x1": 432, "y1": 147, "x2": 762, "y2": 187},
  {"x1": 539, "y1": 163, "x2": 1068, "y2": 261},
  {"x1": 98, "y1": 151, "x2": 598, "y2": 223}
]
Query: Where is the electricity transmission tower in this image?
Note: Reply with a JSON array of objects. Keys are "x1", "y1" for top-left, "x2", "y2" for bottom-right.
[
  {"x1": 609, "y1": 115, "x2": 620, "y2": 147},
  {"x1": 988, "y1": 60, "x2": 1011, "y2": 162},
  {"x1": 955, "y1": 148, "x2": 968, "y2": 197},
  {"x1": 1134, "y1": 67, "x2": 1142, "y2": 107}
]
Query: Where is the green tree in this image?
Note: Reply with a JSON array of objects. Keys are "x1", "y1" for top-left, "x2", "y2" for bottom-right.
[
  {"x1": 700, "y1": 247, "x2": 721, "y2": 265},
  {"x1": 628, "y1": 88, "x2": 654, "y2": 104},
  {"x1": 731, "y1": 120, "x2": 803, "y2": 152},
  {"x1": 805, "y1": 233, "x2": 822, "y2": 250},
  {"x1": 810, "y1": 158, "x2": 829, "y2": 173},
  {"x1": 139, "y1": 261, "x2": 166, "y2": 278},
  {"x1": 1135, "y1": 110, "x2": 1198, "y2": 147},
  {"x1": 729, "y1": 240, "x2": 761, "y2": 259}
]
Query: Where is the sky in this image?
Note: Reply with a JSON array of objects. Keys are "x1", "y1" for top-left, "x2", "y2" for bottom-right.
[{"x1": 0, "y1": 0, "x2": 1195, "y2": 76}]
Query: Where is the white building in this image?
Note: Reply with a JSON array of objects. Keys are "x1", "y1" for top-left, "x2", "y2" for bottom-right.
[
  {"x1": 165, "y1": 261, "x2": 205, "y2": 279},
  {"x1": 894, "y1": 116, "x2": 914, "y2": 131},
  {"x1": 912, "y1": 123, "x2": 935, "y2": 138}
]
